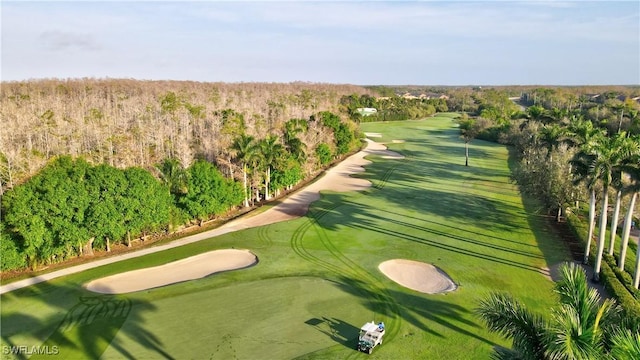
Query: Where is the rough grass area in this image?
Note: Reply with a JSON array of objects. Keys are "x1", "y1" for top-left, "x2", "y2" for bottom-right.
[{"x1": 0, "y1": 115, "x2": 571, "y2": 359}]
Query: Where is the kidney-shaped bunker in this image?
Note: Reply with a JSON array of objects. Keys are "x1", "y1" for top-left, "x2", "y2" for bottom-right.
[{"x1": 378, "y1": 259, "x2": 457, "y2": 294}]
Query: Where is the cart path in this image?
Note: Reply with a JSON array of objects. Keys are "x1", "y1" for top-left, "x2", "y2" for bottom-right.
[{"x1": 0, "y1": 139, "x2": 404, "y2": 295}]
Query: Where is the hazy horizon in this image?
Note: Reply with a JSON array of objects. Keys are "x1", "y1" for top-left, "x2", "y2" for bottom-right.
[{"x1": 2, "y1": 1, "x2": 639, "y2": 86}]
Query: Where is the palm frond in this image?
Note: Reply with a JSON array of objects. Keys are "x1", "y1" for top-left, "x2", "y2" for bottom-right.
[
  {"x1": 609, "y1": 329, "x2": 640, "y2": 360},
  {"x1": 555, "y1": 263, "x2": 601, "y2": 324},
  {"x1": 546, "y1": 304, "x2": 603, "y2": 360},
  {"x1": 476, "y1": 292, "x2": 548, "y2": 360}
]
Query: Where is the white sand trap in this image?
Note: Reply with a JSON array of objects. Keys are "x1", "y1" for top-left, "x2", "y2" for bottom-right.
[
  {"x1": 379, "y1": 259, "x2": 457, "y2": 294},
  {"x1": 84, "y1": 249, "x2": 257, "y2": 294},
  {"x1": 364, "y1": 132, "x2": 382, "y2": 138},
  {"x1": 1, "y1": 138, "x2": 404, "y2": 295},
  {"x1": 365, "y1": 139, "x2": 405, "y2": 160}
]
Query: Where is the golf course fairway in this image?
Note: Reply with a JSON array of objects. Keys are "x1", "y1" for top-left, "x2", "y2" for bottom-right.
[{"x1": 0, "y1": 115, "x2": 571, "y2": 359}]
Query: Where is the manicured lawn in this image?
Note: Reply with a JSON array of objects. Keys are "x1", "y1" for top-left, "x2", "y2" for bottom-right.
[{"x1": 0, "y1": 115, "x2": 571, "y2": 359}]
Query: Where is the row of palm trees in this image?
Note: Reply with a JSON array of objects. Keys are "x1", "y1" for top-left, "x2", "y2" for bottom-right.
[
  {"x1": 569, "y1": 121, "x2": 640, "y2": 286},
  {"x1": 157, "y1": 131, "x2": 298, "y2": 211},
  {"x1": 232, "y1": 133, "x2": 291, "y2": 207}
]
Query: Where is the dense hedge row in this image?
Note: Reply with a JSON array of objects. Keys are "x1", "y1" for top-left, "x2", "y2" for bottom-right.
[
  {"x1": 0, "y1": 157, "x2": 245, "y2": 271},
  {"x1": 565, "y1": 213, "x2": 640, "y2": 320}
]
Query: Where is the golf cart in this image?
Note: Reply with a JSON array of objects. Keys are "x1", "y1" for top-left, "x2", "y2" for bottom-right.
[{"x1": 357, "y1": 321, "x2": 385, "y2": 354}]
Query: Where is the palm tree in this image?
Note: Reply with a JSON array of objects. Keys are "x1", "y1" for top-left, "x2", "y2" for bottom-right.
[
  {"x1": 283, "y1": 119, "x2": 307, "y2": 163},
  {"x1": 156, "y1": 157, "x2": 187, "y2": 195},
  {"x1": 477, "y1": 263, "x2": 637, "y2": 359},
  {"x1": 567, "y1": 117, "x2": 604, "y2": 213},
  {"x1": 527, "y1": 105, "x2": 547, "y2": 124},
  {"x1": 570, "y1": 149, "x2": 600, "y2": 265},
  {"x1": 618, "y1": 159, "x2": 640, "y2": 274},
  {"x1": 615, "y1": 150, "x2": 640, "y2": 287},
  {"x1": 259, "y1": 135, "x2": 284, "y2": 201},
  {"x1": 477, "y1": 292, "x2": 546, "y2": 360},
  {"x1": 547, "y1": 107, "x2": 567, "y2": 125},
  {"x1": 590, "y1": 135, "x2": 619, "y2": 281},
  {"x1": 231, "y1": 134, "x2": 256, "y2": 208},
  {"x1": 608, "y1": 134, "x2": 640, "y2": 256},
  {"x1": 537, "y1": 123, "x2": 567, "y2": 161},
  {"x1": 566, "y1": 117, "x2": 604, "y2": 149}
]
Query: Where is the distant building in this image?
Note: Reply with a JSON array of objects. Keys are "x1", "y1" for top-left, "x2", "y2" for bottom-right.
[{"x1": 356, "y1": 108, "x2": 378, "y2": 116}]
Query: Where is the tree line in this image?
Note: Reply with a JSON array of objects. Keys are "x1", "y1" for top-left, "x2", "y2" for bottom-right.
[
  {"x1": 1, "y1": 102, "x2": 361, "y2": 272},
  {"x1": 453, "y1": 88, "x2": 640, "y2": 323},
  {"x1": 0, "y1": 79, "x2": 372, "y2": 194},
  {"x1": 339, "y1": 93, "x2": 449, "y2": 122}
]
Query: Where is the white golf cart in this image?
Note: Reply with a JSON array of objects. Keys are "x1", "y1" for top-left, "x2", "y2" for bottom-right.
[{"x1": 357, "y1": 321, "x2": 385, "y2": 354}]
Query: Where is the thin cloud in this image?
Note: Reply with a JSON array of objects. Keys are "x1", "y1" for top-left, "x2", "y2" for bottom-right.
[
  {"x1": 39, "y1": 31, "x2": 101, "y2": 52},
  {"x1": 2, "y1": 1, "x2": 638, "y2": 84}
]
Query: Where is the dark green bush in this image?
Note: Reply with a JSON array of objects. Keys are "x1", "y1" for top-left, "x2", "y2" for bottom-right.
[
  {"x1": 0, "y1": 226, "x2": 26, "y2": 271},
  {"x1": 600, "y1": 258, "x2": 640, "y2": 320}
]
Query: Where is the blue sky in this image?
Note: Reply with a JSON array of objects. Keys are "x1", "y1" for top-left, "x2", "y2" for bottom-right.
[{"x1": 2, "y1": 1, "x2": 639, "y2": 85}]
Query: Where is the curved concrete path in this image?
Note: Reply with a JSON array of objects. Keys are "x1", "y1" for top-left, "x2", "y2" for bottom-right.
[{"x1": 0, "y1": 139, "x2": 404, "y2": 295}]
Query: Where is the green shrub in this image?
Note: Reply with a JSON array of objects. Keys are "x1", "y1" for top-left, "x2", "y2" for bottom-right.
[
  {"x1": 600, "y1": 258, "x2": 640, "y2": 320},
  {"x1": 315, "y1": 143, "x2": 332, "y2": 165},
  {"x1": 605, "y1": 254, "x2": 640, "y2": 300},
  {"x1": 0, "y1": 230, "x2": 26, "y2": 271}
]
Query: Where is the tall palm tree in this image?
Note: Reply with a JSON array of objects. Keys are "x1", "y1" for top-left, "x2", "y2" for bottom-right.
[
  {"x1": 620, "y1": 163, "x2": 639, "y2": 286},
  {"x1": 568, "y1": 118, "x2": 605, "y2": 246},
  {"x1": 231, "y1": 134, "x2": 256, "y2": 208},
  {"x1": 608, "y1": 134, "x2": 640, "y2": 255},
  {"x1": 259, "y1": 135, "x2": 284, "y2": 201},
  {"x1": 570, "y1": 150, "x2": 600, "y2": 265},
  {"x1": 537, "y1": 123, "x2": 567, "y2": 161},
  {"x1": 615, "y1": 151, "x2": 640, "y2": 287},
  {"x1": 566, "y1": 117, "x2": 604, "y2": 149},
  {"x1": 477, "y1": 263, "x2": 636, "y2": 359},
  {"x1": 591, "y1": 135, "x2": 619, "y2": 281}
]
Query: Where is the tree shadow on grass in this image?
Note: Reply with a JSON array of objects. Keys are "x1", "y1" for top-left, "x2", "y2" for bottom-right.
[
  {"x1": 330, "y1": 276, "x2": 498, "y2": 347},
  {"x1": 305, "y1": 194, "x2": 546, "y2": 276},
  {"x1": 1, "y1": 283, "x2": 172, "y2": 359},
  {"x1": 316, "y1": 180, "x2": 528, "y2": 236}
]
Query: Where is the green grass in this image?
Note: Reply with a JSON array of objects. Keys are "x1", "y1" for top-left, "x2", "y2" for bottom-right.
[{"x1": 0, "y1": 116, "x2": 572, "y2": 359}]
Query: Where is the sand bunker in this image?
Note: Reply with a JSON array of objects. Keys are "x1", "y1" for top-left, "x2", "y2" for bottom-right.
[
  {"x1": 85, "y1": 249, "x2": 257, "y2": 294},
  {"x1": 1, "y1": 137, "x2": 405, "y2": 295},
  {"x1": 379, "y1": 259, "x2": 457, "y2": 294}
]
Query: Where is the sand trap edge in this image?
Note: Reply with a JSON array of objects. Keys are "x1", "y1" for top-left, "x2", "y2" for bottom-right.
[
  {"x1": 378, "y1": 259, "x2": 457, "y2": 294},
  {"x1": 84, "y1": 249, "x2": 258, "y2": 294}
]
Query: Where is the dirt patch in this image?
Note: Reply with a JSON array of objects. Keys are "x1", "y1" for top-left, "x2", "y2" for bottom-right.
[
  {"x1": 379, "y1": 259, "x2": 457, "y2": 294},
  {"x1": 84, "y1": 249, "x2": 257, "y2": 294}
]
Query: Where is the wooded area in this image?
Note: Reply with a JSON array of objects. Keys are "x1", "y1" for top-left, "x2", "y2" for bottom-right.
[
  {"x1": 0, "y1": 79, "x2": 372, "y2": 191},
  {"x1": 0, "y1": 79, "x2": 372, "y2": 271}
]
